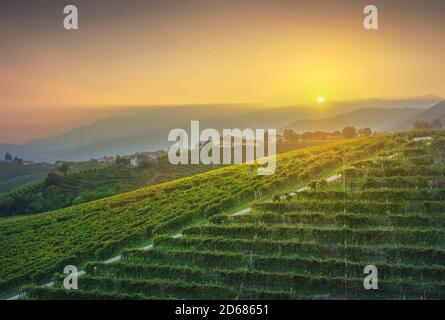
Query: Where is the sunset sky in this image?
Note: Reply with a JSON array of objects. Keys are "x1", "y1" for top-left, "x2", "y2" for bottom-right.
[{"x1": 1, "y1": 0, "x2": 444, "y2": 143}]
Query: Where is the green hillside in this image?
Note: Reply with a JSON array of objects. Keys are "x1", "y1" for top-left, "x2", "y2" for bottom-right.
[
  {"x1": 2, "y1": 131, "x2": 444, "y2": 299},
  {"x1": 0, "y1": 133, "x2": 404, "y2": 296},
  {"x1": 22, "y1": 132, "x2": 445, "y2": 300},
  {"x1": 0, "y1": 157, "x2": 221, "y2": 217},
  {"x1": 0, "y1": 141, "x2": 327, "y2": 218},
  {"x1": 0, "y1": 160, "x2": 114, "y2": 194}
]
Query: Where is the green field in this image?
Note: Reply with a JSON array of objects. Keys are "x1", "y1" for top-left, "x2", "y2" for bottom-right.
[{"x1": 2, "y1": 131, "x2": 444, "y2": 299}]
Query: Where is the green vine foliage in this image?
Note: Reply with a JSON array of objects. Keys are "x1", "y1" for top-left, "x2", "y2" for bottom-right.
[{"x1": 7, "y1": 131, "x2": 445, "y2": 299}]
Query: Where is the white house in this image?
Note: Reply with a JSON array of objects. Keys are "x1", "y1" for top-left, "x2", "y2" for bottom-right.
[{"x1": 130, "y1": 158, "x2": 139, "y2": 167}]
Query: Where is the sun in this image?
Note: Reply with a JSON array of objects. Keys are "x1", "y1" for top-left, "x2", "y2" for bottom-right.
[{"x1": 317, "y1": 96, "x2": 325, "y2": 104}]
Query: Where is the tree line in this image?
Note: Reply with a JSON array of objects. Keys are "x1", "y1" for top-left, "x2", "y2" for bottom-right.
[
  {"x1": 414, "y1": 119, "x2": 442, "y2": 130},
  {"x1": 281, "y1": 127, "x2": 373, "y2": 143},
  {"x1": 3, "y1": 153, "x2": 24, "y2": 165}
]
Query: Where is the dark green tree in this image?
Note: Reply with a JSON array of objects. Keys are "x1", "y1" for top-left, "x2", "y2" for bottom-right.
[
  {"x1": 138, "y1": 159, "x2": 151, "y2": 169},
  {"x1": 58, "y1": 163, "x2": 71, "y2": 175},
  {"x1": 283, "y1": 129, "x2": 300, "y2": 142},
  {"x1": 414, "y1": 120, "x2": 431, "y2": 130},
  {"x1": 13, "y1": 156, "x2": 24, "y2": 165},
  {"x1": 342, "y1": 126, "x2": 357, "y2": 139},
  {"x1": 115, "y1": 156, "x2": 130, "y2": 166},
  {"x1": 431, "y1": 119, "x2": 442, "y2": 129},
  {"x1": 44, "y1": 173, "x2": 63, "y2": 186}
]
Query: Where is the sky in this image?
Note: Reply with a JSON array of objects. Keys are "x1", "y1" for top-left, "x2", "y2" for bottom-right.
[{"x1": 1, "y1": 0, "x2": 444, "y2": 143}]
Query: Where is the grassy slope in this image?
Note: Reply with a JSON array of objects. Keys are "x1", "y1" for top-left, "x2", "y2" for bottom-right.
[
  {"x1": 0, "y1": 133, "x2": 408, "y2": 295},
  {"x1": 0, "y1": 141, "x2": 329, "y2": 218},
  {"x1": 26, "y1": 133, "x2": 445, "y2": 300}
]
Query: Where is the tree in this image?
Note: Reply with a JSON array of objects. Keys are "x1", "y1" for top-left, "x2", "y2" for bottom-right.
[
  {"x1": 414, "y1": 120, "x2": 431, "y2": 130},
  {"x1": 332, "y1": 131, "x2": 343, "y2": 139},
  {"x1": 431, "y1": 119, "x2": 442, "y2": 129},
  {"x1": 44, "y1": 173, "x2": 63, "y2": 187},
  {"x1": 13, "y1": 156, "x2": 24, "y2": 165},
  {"x1": 313, "y1": 131, "x2": 328, "y2": 140},
  {"x1": 302, "y1": 132, "x2": 313, "y2": 142},
  {"x1": 342, "y1": 126, "x2": 357, "y2": 139},
  {"x1": 138, "y1": 159, "x2": 151, "y2": 169},
  {"x1": 115, "y1": 155, "x2": 130, "y2": 166},
  {"x1": 58, "y1": 163, "x2": 71, "y2": 175},
  {"x1": 4, "y1": 153, "x2": 12, "y2": 161},
  {"x1": 283, "y1": 129, "x2": 300, "y2": 142}
]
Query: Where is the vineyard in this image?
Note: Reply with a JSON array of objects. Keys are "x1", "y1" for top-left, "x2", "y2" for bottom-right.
[
  {"x1": 2, "y1": 131, "x2": 445, "y2": 299},
  {"x1": 0, "y1": 140, "x2": 329, "y2": 218},
  {"x1": 0, "y1": 155, "x2": 222, "y2": 217},
  {"x1": 0, "y1": 162, "x2": 54, "y2": 193}
]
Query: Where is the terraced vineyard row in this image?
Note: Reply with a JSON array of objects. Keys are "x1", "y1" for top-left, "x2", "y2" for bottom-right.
[
  {"x1": 0, "y1": 132, "x2": 405, "y2": 295},
  {"x1": 23, "y1": 132, "x2": 445, "y2": 299}
]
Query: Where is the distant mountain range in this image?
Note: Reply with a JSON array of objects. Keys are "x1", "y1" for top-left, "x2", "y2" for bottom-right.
[
  {"x1": 0, "y1": 97, "x2": 442, "y2": 162},
  {"x1": 390, "y1": 100, "x2": 445, "y2": 131},
  {"x1": 280, "y1": 107, "x2": 423, "y2": 133}
]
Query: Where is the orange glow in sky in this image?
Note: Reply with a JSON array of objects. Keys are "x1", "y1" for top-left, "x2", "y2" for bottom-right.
[{"x1": 0, "y1": 0, "x2": 444, "y2": 143}]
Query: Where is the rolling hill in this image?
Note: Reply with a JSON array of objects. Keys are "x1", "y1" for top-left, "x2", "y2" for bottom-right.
[
  {"x1": 0, "y1": 160, "x2": 113, "y2": 194},
  {"x1": 280, "y1": 107, "x2": 422, "y2": 133},
  {"x1": 0, "y1": 133, "x2": 402, "y2": 296},
  {"x1": 0, "y1": 156, "x2": 222, "y2": 217},
  {"x1": 0, "y1": 139, "x2": 333, "y2": 218},
  {"x1": 390, "y1": 100, "x2": 445, "y2": 131},
  {"x1": 0, "y1": 163, "x2": 54, "y2": 193},
  {"x1": 2, "y1": 130, "x2": 444, "y2": 300}
]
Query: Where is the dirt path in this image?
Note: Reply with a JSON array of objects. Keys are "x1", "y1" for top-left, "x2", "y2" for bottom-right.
[
  {"x1": 231, "y1": 208, "x2": 252, "y2": 217},
  {"x1": 230, "y1": 173, "x2": 340, "y2": 217}
]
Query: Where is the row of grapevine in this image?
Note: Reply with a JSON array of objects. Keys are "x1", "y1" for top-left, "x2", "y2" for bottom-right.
[
  {"x1": 19, "y1": 132, "x2": 445, "y2": 299},
  {"x1": 0, "y1": 133, "x2": 400, "y2": 294}
]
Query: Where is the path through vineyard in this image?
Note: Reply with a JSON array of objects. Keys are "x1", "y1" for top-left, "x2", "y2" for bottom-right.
[
  {"x1": 232, "y1": 173, "x2": 340, "y2": 216},
  {"x1": 7, "y1": 173, "x2": 340, "y2": 300}
]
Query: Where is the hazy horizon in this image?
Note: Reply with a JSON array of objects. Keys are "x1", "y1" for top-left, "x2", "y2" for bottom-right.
[
  {"x1": 1, "y1": 96, "x2": 442, "y2": 145},
  {"x1": 1, "y1": 0, "x2": 445, "y2": 143}
]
